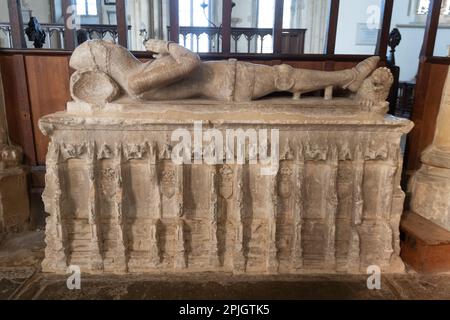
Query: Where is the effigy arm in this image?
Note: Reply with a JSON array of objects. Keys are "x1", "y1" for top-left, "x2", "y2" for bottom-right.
[{"x1": 127, "y1": 40, "x2": 201, "y2": 96}]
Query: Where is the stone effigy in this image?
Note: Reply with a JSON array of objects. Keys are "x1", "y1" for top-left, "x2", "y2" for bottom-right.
[
  {"x1": 39, "y1": 40, "x2": 413, "y2": 274},
  {"x1": 0, "y1": 65, "x2": 30, "y2": 237},
  {"x1": 69, "y1": 39, "x2": 390, "y2": 108}
]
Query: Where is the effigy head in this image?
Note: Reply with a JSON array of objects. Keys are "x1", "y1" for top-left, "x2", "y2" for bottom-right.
[
  {"x1": 69, "y1": 40, "x2": 98, "y2": 71},
  {"x1": 70, "y1": 69, "x2": 120, "y2": 106},
  {"x1": 69, "y1": 40, "x2": 121, "y2": 105}
]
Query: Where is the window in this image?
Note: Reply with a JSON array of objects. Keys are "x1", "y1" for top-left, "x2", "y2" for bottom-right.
[
  {"x1": 179, "y1": 0, "x2": 222, "y2": 53},
  {"x1": 335, "y1": 0, "x2": 382, "y2": 54},
  {"x1": 179, "y1": 0, "x2": 210, "y2": 27},
  {"x1": 257, "y1": 0, "x2": 275, "y2": 53},
  {"x1": 417, "y1": 0, "x2": 430, "y2": 14},
  {"x1": 413, "y1": 0, "x2": 450, "y2": 24},
  {"x1": 434, "y1": 5, "x2": 450, "y2": 56},
  {"x1": 126, "y1": 0, "x2": 170, "y2": 51},
  {"x1": 282, "y1": 0, "x2": 330, "y2": 54},
  {"x1": 76, "y1": 0, "x2": 98, "y2": 16},
  {"x1": 231, "y1": 0, "x2": 275, "y2": 54},
  {"x1": 415, "y1": 0, "x2": 450, "y2": 16},
  {"x1": 446, "y1": 1, "x2": 450, "y2": 15}
]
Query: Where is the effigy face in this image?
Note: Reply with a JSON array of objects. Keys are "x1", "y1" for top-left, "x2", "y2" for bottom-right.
[{"x1": 38, "y1": 40, "x2": 413, "y2": 274}]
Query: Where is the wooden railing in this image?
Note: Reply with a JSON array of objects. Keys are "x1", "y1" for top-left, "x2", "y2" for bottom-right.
[
  {"x1": 395, "y1": 82, "x2": 415, "y2": 119},
  {"x1": 32, "y1": 23, "x2": 65, "y2": 49},
  {"x1": 168, "y1": 26, "x2": 306, "y2": 54},
  {"x1": 2, "y1": 21, "x2": 307, "y2": 55},
  {"x1": 0, "y1": 22, "x2": 124, "y2": 49}
]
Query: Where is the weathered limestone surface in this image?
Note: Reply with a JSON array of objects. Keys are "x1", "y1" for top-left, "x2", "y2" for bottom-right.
[
  {"x1": 410, "y1": 66, "x2": 450, "y2": 231},
  {"x1": 39, "y1": 40, "x2": 412, "y2": 274},
  {"x1": 69, "y1": 40, "x2": 392, "y2": 107},
  {"x1": 0, "y1": 66, "x2": 30, "y2": 235},
  {"x1": 39, "y1": 99, "x2": 412, "y2": 274}
]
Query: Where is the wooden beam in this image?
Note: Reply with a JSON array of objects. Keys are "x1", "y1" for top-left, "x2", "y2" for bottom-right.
[
  {"x1": 7, "y1": 0, "x2": 26, "y2": 48},
  {"x1": 116, "y1": 0, "x2": 128, "y2": 47},
  {"x1": 376, "y1": 0, "x2": 394, "y2": 57},
  {"x1": 157, "y1": 0, "x2": 164, "y2": 39},
  {"x1": 273, "y1": 0, "x2": 284, "y2": 54},
  {"x1": 221, "y1": 0, "x2": 232, "y2": 54},
  {"x1": 169, "y1": 0, "x2": 179, "y2": 43},
  {"x1": 62, "y1": 0, "x2": 76, "y2": 50},
  {"x1": 420, "y1": 0, "x2": 442, "y2": 58},
  {"x1": 325, "y1": 0, "x2": 340, "y2": 55}
]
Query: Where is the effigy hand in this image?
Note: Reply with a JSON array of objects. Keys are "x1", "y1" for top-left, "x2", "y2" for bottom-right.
[{"x1": 145, "y1": 39, "x2": 171, "y2": 58}]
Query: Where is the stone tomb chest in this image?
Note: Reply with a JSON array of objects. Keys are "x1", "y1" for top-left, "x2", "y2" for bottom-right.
[{"x1": 39, "y1": 98, "x2": 412, "y2": 274}]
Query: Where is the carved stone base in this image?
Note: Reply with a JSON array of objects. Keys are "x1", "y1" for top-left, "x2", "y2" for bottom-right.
[
  {"x1": 409, "y1": 67, "x2": 450, "y2": 232},
  {"x1": 0, "y1": 167, "x2": 30, "y2": 234},
  {"x1": 39, "y1": 100, "x2": 413, "y2": 274},
  {"x1": 410, "y1": 164, "x2": 450, "y2": 231}
]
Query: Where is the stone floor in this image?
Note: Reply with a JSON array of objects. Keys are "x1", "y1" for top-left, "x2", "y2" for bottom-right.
[{"x1": 1, "y1": 230, "x2": 450, "y2": 300}]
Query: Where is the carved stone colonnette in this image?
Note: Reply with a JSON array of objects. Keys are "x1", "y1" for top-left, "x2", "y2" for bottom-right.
[{"x1": 39, "y1": 105, "x2": 413, "y2": 274}]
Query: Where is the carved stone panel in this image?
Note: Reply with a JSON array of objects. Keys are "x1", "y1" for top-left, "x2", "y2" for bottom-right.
[{"x1": 39, "y1": 106, "x2": 412, "y2": 274}]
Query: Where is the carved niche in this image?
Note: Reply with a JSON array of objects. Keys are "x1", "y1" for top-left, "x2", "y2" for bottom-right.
[{"x1": 219, "y1": 165, "x2": 234, "y2": 200}]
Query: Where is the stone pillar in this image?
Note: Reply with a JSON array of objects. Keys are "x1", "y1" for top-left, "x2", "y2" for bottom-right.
[
  {"x1": 410, "y1": 66, "x2": 450, "y2": 231},
  {"x1": 0, "y1": 65, "x2": 30, "y2": 235}
]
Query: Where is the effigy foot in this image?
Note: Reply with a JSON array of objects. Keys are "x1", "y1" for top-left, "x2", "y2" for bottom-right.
[{"x1": 345, "y1": 56, "x2": 380, "y2": 92}]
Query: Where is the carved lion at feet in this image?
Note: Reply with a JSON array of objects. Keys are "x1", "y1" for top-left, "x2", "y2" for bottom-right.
[{"x1": 356, "y1": 67, "x2": 394, "y2": 113}]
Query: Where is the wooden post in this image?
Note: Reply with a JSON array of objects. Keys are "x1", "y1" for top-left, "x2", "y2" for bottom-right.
[
  {"x1": 325, "y1": 0, "x2": 340, "y2": 55},
  {"x1": 376, "y1": 0, "x2": 394, "y2": 58},
  {"x1": 169, "y1": 0, "x2": 179, "y2": 43},
  {"x1": 273, "y1": 0, "x2": 284, "y2": 54},
  {"x1": 221, "y1": 0, "x2": 232, "y2": 54},
  {"x1": 420, "y1": 0, "x2": 442, "y2": 58},
  {"x1": 62, "y1": 0, "x2": 76, "y2": 50},
  {"x1": 116, "y1": 0, "x2": 128, "y2": 47},
  {"x1": 7, "y1": 0, "x2": 26, "y2": 48}
]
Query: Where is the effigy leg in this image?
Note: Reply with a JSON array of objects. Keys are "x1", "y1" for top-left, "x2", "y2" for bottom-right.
[{"x1": 272, "y1": 56, "x2": 379, "y2": 99}]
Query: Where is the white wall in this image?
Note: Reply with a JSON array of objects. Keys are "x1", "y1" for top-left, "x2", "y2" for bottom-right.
[
  {"x1": 392, "y1": 0, "x2": 424, "y2": 82},
  {"x1": 434, "y1": 26, "x2": 450, "y2": 57},
  {"x1": 0, "y1": 0, "x2": 9, "y2": 22},
  {"x1": 335, "y1": 0, "x2": 383, "y2": 55},
  {"x1": 20, "y1": 0, "x2": 53, "y2": 23},
  {"x1": 392, "y1": 0, "x2": 450, "y2": 81}
]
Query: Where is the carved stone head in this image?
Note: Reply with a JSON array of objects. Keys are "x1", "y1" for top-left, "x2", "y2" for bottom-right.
[{"x1": 69, "y1": 41, "x2": 98, "y2": 71}]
